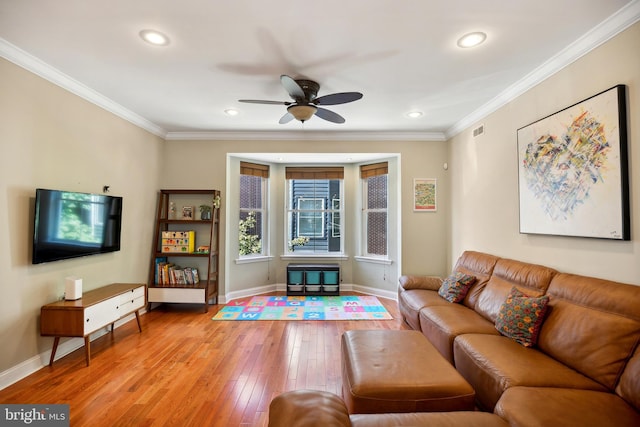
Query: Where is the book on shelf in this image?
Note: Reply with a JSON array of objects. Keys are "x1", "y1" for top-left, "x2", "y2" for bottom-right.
[{"x1": 154, "y1": 257, "x2": 199, "y2": 286}]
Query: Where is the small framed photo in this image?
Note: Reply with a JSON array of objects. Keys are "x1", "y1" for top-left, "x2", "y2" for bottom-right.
[
  {"x1": 181, "y1": 206, "x2": 195, "y2": 220},
  {"x1": 414, "y1": 178, "x2": 437, "y2": 212}
]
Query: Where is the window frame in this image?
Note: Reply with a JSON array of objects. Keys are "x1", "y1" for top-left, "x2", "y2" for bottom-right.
[
  {"x1": 361, "y1": 162, "x2": 389, "y2": 258},
  {"x1": 285, "y1": 167, "x2": 345, "y2": 255},
  {"x1": 239, "y1": 162, "x2": 269, "y2": 258}
]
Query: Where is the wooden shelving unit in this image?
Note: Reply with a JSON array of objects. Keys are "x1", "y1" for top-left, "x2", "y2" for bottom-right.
[{"x1": 147, "y1": 189, "x2": 220, "y2": 312}]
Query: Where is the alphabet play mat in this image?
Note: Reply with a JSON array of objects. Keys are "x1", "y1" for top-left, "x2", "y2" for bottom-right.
[{"x1": 211, "y1": 295, "x2": 392, "y2": 321}]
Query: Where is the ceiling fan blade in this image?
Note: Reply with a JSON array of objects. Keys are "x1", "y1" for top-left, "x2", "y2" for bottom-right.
[
  {"x1": 314, "y1": 92, "x2": 363, "y2": 105},
  {"x1": 279, "y1": 112, "x2": 294, "y2": 124},
  {"x1": 238, "y1": 99, "x2": 291, "y2": 105},
  {"x1": 280, "y1": 75, "x2": 305, "y2": 100},
  {"x1": 315, "y1": 107, "x2": 346, "y2": 124}
]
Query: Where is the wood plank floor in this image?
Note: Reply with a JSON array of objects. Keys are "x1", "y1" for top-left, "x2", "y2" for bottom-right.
[{"x1": 0, "y1": 293, "x2": 409, "y2": 426}]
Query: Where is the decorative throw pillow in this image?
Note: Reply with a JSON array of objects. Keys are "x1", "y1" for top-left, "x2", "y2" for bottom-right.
[
  {"x1": 495, "y1": 287, "x2": 550, "y2": 347},
  {"x1": 438, "y1": 272, "x2": 477, "y2": 303}
]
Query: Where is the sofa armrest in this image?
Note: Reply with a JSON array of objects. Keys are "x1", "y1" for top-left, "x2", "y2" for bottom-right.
[
  {"x1": 268, "y1": 390, "x2": 352, "y2": 427},
  {"x1": 399, "y1": 275, "x2": 442, "y2": 291}
]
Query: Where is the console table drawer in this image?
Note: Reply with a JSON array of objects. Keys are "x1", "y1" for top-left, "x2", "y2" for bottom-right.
[
  {"x1": 119, "y1": 286, "x2": 145, "y2": 304},
  {"x1": 84, "y1": 297, "x2": 119, "y2": 335},
  {"x1": 119, "y1": 295, "x2": 145, "y2": 314}
]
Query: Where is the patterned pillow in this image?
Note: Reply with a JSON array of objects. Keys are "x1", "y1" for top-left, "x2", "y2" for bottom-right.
[
  {"x1": 495, "y1": 287, "x2": 550, "y2": 347},
  {"x1": 438, "y1": 272, "x2": 477, "y2": 303}
]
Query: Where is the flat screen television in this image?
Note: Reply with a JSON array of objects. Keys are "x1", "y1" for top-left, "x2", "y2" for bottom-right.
[{"x1": 32, "y1": 188, "x2": 123, "y2": 264}]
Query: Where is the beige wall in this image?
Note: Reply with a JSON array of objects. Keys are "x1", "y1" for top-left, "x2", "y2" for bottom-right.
[
  {"x1": 448, "y1": 22, "x2": 640, "y2": 285},
  {"x1": 0, "y1": 58, "x2": 163, "y2": 373},
  {"x1": 160, "y1": 139, "x2": 449, "y2": 299}
]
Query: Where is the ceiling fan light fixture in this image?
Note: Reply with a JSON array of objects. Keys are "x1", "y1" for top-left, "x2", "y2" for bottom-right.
[
  {"x1": 139, "y1": 29, "x2": 170, "y2": 46},
  {"x1": 407, "y1": 111, "x2": 423, "y2": 118},
  {"x1": 288, "y1": 104, "x2": 317, "y2": 122},
  {"x1": 457, "y1": 32, "x2": 487, "y2": 48},
  {"x1": 224, "y1": 108, "x2": 239, "y2": 116}
]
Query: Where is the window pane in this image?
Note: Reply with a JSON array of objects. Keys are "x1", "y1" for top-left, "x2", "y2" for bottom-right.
[
  {"x1": 239, "y1": 172, "x2": 265, "y2": 257},
  {"x1": 367, "y1": 211, "x2": 387, "y2": 255},
  {"x1": 240, "y1": 175, "x2": 262, "y2": 209},
  {"x1": 239, "y1": 210, "x2": 262, "y2": 255},
  {"x1": 287, "y1": 179, "x2": 342, "y2": 253},
  {"x1": 298, "y1": 212, "x2": 324, "y2": 238},
  {"x1": 367, "y1": 175, "x2": 387, "y2": 209}
]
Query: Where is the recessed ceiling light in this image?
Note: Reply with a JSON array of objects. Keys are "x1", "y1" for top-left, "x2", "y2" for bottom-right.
[
  {"x1": 406, "y1": 111, "x2": 423, "y2": 118},
  {"x1": 224, "y1": 109, "x2": 239, "y2": 116},
  {"x1": 457, "y1": 32, "x2": 487, "y2": 48},
  {"x1": 139, "y1": 29, "x2": 170, "y2": 46}
]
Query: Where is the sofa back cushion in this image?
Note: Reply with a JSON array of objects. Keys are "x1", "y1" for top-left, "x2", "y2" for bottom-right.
[
  {"x1": 453, "y1": 251, "x2": 500, "y2": 309},
  {"x1": 475, "y1": 258, "x2": 557, "y2": 323},
  {"x1": 539, "y1": 273, "x2": 640, "y2": 391}
]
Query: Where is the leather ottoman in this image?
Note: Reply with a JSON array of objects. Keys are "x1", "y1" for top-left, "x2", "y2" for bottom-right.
[{"x1": 341, "y1": 330, "x2": 475, "y2": 414}]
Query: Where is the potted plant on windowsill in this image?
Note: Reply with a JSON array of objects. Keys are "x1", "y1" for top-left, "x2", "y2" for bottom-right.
[{"x1": 288, "y1": 236, "x2": 309, "y2": 252}]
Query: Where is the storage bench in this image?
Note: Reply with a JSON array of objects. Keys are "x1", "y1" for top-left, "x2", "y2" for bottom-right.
[{"x1": 286, "y1": 263, "x2": 340, "y2": 296}]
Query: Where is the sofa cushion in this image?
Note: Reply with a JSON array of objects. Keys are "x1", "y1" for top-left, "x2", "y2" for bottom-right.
[
  {"x1": 475, "y1": 258, "x2": 557, "y2": 323},
  {"x1": 495, "y1": 386, "x2": 640, "y2": 427},
  {"x1": 617, "y1": 344, "x2": 640, "y2": 412},
  {"x1": 419, "y1": 304, "x2": 499, "y2": 364},
  {"x1": 495, "y1": 287, "x2": 549, "y2": 347},
  {"x1": 398, "y1": 289, "x2": 451, "y2": 330},
  {"x1": 539, "y1": 273, "x2": 640, "y2": 390},
  {"x1": 453, "y1": 334, "x2": 607, "y2": 411},
  {"x1": 438, "y1": 272, "x2": 476, "y2": 303},
  {"x1": 450, "y1": 251, "x2": 500, "y2": 309}
]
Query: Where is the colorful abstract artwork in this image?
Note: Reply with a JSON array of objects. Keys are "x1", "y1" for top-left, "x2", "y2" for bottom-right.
[
  {"x1": 414, "y1": 178, "x2": 437, "y2": 211},
  {"x1": 517, "y1": 85, "x2": 629, "y2": 240}
]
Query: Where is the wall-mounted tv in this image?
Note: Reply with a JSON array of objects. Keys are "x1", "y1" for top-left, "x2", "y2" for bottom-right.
[{"x1": 32, "y1": 188, "x2": 123, "y2": 264}]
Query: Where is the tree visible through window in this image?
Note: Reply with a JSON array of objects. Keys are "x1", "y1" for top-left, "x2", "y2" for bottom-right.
[{"x1": 239, "y1": 162, "x2": 268, "y2": 256}]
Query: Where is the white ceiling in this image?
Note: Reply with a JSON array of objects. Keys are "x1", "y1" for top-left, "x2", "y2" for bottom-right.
[{"x1": 0, "y1": 0, "x2": 638, "y2": 140}]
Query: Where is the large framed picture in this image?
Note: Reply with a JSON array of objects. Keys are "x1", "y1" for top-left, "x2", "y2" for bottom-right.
[
  {"x1": 413, "y1": 178, "x2": 437, "y2": 212},
  {"x1": 517, "y1": 84, "x2": 629, "y2": 240}
]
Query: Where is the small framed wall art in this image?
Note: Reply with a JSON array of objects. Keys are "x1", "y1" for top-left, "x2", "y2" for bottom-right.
[
  {"x1": 413, "y1": 178, "x2": 437, "y2": 212},
  {"x1": 517, "y1": 84, "x2": 629, "y2": 240},
  {"x1": 181, "y1": 205, "x2": 195, "y2": 220}
]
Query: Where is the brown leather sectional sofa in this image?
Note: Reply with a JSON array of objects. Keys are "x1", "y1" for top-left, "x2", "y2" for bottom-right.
[
  {"x1": 268, "y1": 251, "x2": 640, "y2": 427},
  {"x1": 398, "y1": 250, "x2": 640, "y2": 426}
]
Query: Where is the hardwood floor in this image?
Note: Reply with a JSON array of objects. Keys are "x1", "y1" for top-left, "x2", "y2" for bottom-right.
[{"x1": 0, "y1": 293, "x2": 409, "y2": 426}]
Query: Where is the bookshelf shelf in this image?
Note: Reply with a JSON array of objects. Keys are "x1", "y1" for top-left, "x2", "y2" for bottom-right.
[{"x1": 147, "y1": 189, "x2": 220, "y2": 312}]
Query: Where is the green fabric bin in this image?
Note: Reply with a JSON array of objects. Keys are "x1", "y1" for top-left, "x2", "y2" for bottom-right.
[
  {"x1": 323, "y1": 271, "x2": 339, "y2": 285},
  {"x1": 305, "y1": 271, "x2": 321, "y2": 285}
]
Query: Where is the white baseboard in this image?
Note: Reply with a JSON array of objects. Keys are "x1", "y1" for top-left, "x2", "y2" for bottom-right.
[{"x1": 0, "y1": 310, "x2": 143, "y2": 391}]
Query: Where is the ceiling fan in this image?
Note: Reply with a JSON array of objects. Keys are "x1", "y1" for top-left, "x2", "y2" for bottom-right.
[{"x1": 239, "y1": 75, "x2": 363, "y2": 124}]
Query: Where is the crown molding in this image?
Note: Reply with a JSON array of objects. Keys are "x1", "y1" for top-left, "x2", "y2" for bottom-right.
[
  {"x1": 2, "y1": 0, "x2": 638, "y2": 143},
  {"x1": 445, "y1": 0, "x2": 640, "y2": 139},
  {"x1": 164, "y1": 130, "x2": 446, "y2": 142},
  {"x1": 0, "y1": 38, "x2": 167, "y2": 138}
]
